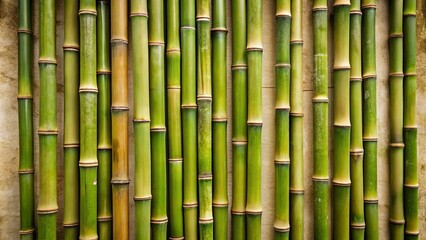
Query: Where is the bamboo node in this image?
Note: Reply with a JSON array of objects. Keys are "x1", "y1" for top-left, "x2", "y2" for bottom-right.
[
  {"x1": 130, "y1": 12, "x2": 148, "y2": 18},
  {"x1": 247, "y1": 121, "x2": 263, "y2": 127},
  {"x1": 389, "y1": 142, "x2": 404, "y2": 148},
  {"x1": 134, "y1": 195, "x2": 152, "y2": 201},
  {"x1": 111, "y1": 38, "x2": 128, "y2": 44},
  {"x1": 361, "y1": 4, "x2": 376, "y2": 9},
  {"x1": 333, "y1": 1, "x2": 351, "y2": 7},
  {"x1": 403, "y1": 183, "x2": 419, "y2": 189},
  {"x1": 389, "y1": 72, "x2": 404, "y2": 77},
  {"x1": 97, "y1": 216, "x2": 112, "y2": 222},
  {"x1": 403, "y1": 13, "x2": 417, "y2": 17},
  {"x1": 350, "y1": 223, "x2": 366, "y2": 229},
  {"x1": 37, "y1": 208, "x2": 59, "y2": 214},
  {"x1": 275, "y1": 12, "x2": 291, "y2": 18},
  {"x1": 405, "y1": 230, "x2": 420, "y2": 236},
  {"x1": 197, "y1": 96, "x2": 212, "y2": 101},
  {"x1": 17, "y1": 29, "x2": 32, "y2": 34},
  {"x1": 38, "y1": 58, "x2": 57, "y2": 65},
  {"x1": 312, "y1": 177, "x2": 329, "y2": 182},
  {"x1": 312, "y1": 97, "x2": 329, "y2": 103},
  {"x1": 275, "y1": 106, "x2": 290, "y2": 111},
  {"x1": 290, "y1": 189, "x2": 305, "y2": 194},
  {"x1": 167, "y1": 86, "x2": 181, "y2": 90},
  {"x1": 133, "y1": 119, "x2": 151, "y2": 123},
  {"x1": 168, "y1": 158, "x2": 183, "y2": 163},
  {"x1": 350, "y1": 77, "x2": 362, "y2": 82},
  {"x1": 246, "y1": 210, "x2": 262, "y2": 215},
  {"x1": 404, "y1": 73, "x2": 416, "y2": 77},
  {"x1": 78, "y1": 9, "x2": 97, "y2": 16},
  {"x1": 350, "y1": 149, "x2": 364, "y2": 156},
  {"x1": 196, "y1": 16, "x2": 211, "y2": 21},
  {"x1": 362, "y1": 74, "x2": 376, "y2": 80},
  {"x1": 231, "y1": 210, "x2": 246, "y2": 215},
  {"x1": 97, "y1": 70, "x2": 111, "y2": 75},
  {"x1": 150, "y1": 127, "x2": 166, "y2": 132},
  {"x1": 199, "y1": 218, "x2": 214, "y2": 224},
  {"x1": 232, "y1": 141, "x2": 247, "y2": 145},
  {"x1": 274, "y1": 226, "x2": 290, "y2": 232},
  {"x1": 389, "y1": 218, "x2": 405, "y2": 225},
  {"x1": 38, "y1": 130, "x2": 58, "y2": 135},
  {"x1": 79, "y1": 161, "x2": 99, "y2": 167},
  {"x1": 333, "y1": 65, "x2": 351, "y2": 70},
  {"x1": 211, "y1": 27, "x2": 228, "y2": 33},
  {"x1": 332, "y1": 180, "x2": 351, "y2": 186},
  {"x1": 246, "y1": 47, "x2": 263, "y2": 52},
  {"x1": 63, "y1": 44, "x2": 80, "y2": 51},
  {"x1": 350, "y1": 10, "x2": 362, "y2": 15},
  {"x1": 166, "y1": 48, "x2": 181, "y2": 53},
  {"x1": 403, "y1": 126, "x2": 418, "y2": 130},
  {"x1": 290, "y1": 112, "x2": 304, "y2": 117},
  {"x1": 17, "y1": 95, "x2": 33, "y2": 100},
  {"x1": 212, "y1": 117, "x2": 227, "y2": 122},
  {"x1": 198, "y1": 174, "x2": 213, "y2": 180},
  {"x1": 312, "y1": 7, "x2": 328, "y2": 12},
  {"x1": 275, "y1": 63, "x2": 291, "y2": 68},
  {"x1": 231, "y1": 64, "x2": 248, "y2": 70},
  {"x1": 18, "y1": 169, "x2": 35, "y2": 174},
  {"x1": 274, "y1": 160, "x2": 290, "y2": 165},
  {"x1": 181, "y1": 104, "x2": 197, "y2": 109},
  {"x1": 151, "y1": 219, "x2": 168, "y2": 224},
  {"x1": 97, "y1": 146, "x2": 112, "y2": 150},
  {"x1": 64, "y1": 143, "x2": 79, "y2": 148},
  {"x1": 63, "y1": 222, "x2": 79, "y2": 227},
  {"x1": 364, "y1": 199, "x2": 378, "y2": 204},
  {"x1": 290, "y1": 40, "x2": 303, "y2": 45},
  {"x1": 183, "y1": 203, "x2": 198, "y2": 208},
  {"x1": 111, "y1": 106, "x2": 129, "y2": 111},
  {"x1": 388, "y1": 33, "x2": 403, "y2": 39},
  {"x1": 363, "y1": 137, "x2": 378, "y2": 142},
  {"x1": 181, "y1": 26, "x2": 196, "y2": 30},
  {"x1": 213, "y1": 202, "x2": 229, "y2": 207},
  {"x1": 169, "y1": 237, "x2": 185, "y2": 240},
  {"x1": 111, "y1": 179, "x2": 130, "y2": 184},
  {"x1": 79, "y1": 87, "x2": 99, "y2": 93},
  {"x1": 19, "y1": 228, "x2": 35, "y2": 235}
]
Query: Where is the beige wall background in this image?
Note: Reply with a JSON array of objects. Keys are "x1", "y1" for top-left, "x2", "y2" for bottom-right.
[{"x1": 1, "y1": 0, "x2": 426, "y2": 239}]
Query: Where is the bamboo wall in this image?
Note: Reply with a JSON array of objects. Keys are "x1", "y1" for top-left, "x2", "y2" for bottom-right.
[{"x1": 1, "y1": 0, "x2": 426, "y2": 239}]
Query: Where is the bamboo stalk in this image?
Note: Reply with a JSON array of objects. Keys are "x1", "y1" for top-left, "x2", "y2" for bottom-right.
[
  {"x1": 230, "y1": 0, "x2": 247, "y2": 239},
  {"x1": 274, "y1": 0, "x2": 291, "y2": 239},
  {"x1": 181, "y1": 0, "x2": 198, "y2": 238},
  {"x1": 212, "y1": 0, "x2": 228, "y2": 238},
  {"x1": 167, "y1": 0, "x2": 184, "y2": 238},
  {"x1": 197, "y1": 0, "x2": 213, "y2": 238},
  {"x1": 111, "y1": 0, "x2": 129, "y2": 238},
  {"x1": 148, "y1": 0, "x2": 168, "y2": 238},
  {"x1": 37, "y1": 0, "x2": 58, "y2": 238},
  {"x1": 97, "y1": 0, "x2": 112, "y2": 239},
  {"x1": 332, "y1": 0, "x2": 351, "y2": 239},
  {"x1": 246, "y1": 0, "x2": 263, "y2": 239},
  {"x1": 349, "y1": 0, "x2": 365, "y2": 238},
  {"x1": 403, "y1": 0, "x2": 418, "y2": 239},
  {"x1": 312, "y1": 0, "x2": 329, "y2": 238},
  {"x1": 130, "y1": 0, "x2": 151, "y2": 239},
  {"x1": 290, "y1": 0, "x2": 304, "y2": 238},
  {"x1": 361, "y1": 0, "x2": 378, "y2": 239},
  {"x1": 389, "y1": 0, "x2": 405, "y2": 238},
  {"x1": 18, "y1": 0, "x2": 35, "y2": 238}
]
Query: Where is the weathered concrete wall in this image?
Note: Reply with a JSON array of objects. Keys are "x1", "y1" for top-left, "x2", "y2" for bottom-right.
[{"x1": 0, "y1": 0, "x2": 425, "y2": 239}]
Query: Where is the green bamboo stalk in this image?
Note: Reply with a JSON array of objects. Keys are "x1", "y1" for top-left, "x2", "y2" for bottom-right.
[
  {"x1": 130, "y1": 0, "x2": 151, "y2": 239},
  {"x1": 332, "y1": 0, "x2": 351, "y2": 239},
  {"x1": 349, "y1": 0, "x2": 365, "y2": 238},
  {"x1": 274, "y1": 0, "x2": 291, "y2": 239},
  {"x1": 167, "y1": 0, "x2": 184, "y2": 238},
  {"x1": 37, "y1": 0, "x2": 58, "y2": 238},
  {"x1": 148, "y1": 0, "x2": 168, "y2": 238},
  {"x1": 361, "y1": 0, "x2": 378, "y2": 239},
  {"x1": 403, "y1": 0, "x2": 418, "y2": 239},
  {"x1": 181, "y1": 0, "x2": 198, "y2": 238},
  {"x1": 63, "y1": 0, "x2": 80, "y2": 238},
  {"x1": 290, "y1": 0, "x2": 304, "y2": 239},
  {"x1": 197, "y1": 0, "x2": 213, "y2": 238},
  {"x1": 230, "y1": 0, "x2": 247, "y2": 239},
  {"x1": 18, "y1": 0, "x2": 35, "y2": 238},
  {"x1": 97, "y1": 0, "x2": 112, "y2": 239},
  {"x1": 246, "y1": 0, "x2": 262, "y2": 239},
  {"x1": 111, "y1": 0, "x2": 130, "y2": 238},
  {"x1": 312, "y1": 0, "x2": 329, "y2": 238},
  {"x1": 212, "y1": 0, "x2": 228, "y2": 239},
  {"x1": 389, "y1": 0, "x2": 405, "y2": 238}
]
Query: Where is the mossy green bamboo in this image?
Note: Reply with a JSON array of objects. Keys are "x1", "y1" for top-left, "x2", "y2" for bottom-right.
[
  {"x1": 274, "y1": 0, "x2": 291, "y2": 239},
  {"x1": 231, "y1": 0, "x2": 247, "y2": 239},
  {"x1": 403, "y1": 0, "x2": 418, "y2": 239},
  {"x1": 212, "y1": 0, "x2": 228, "y2": 239},
  {"x1": 37, "y1": 0, "x2": 58, "y2": 238},
  {"x1": 246, "y1": 0, "x2": 263, "y2": 239},
  {"x1": 349, "y1": 1, "x2": 365, "y2": 238},
  {"x1": 148, "y1": 0, "x2": 168, "y2": 238},
  {"x1": 111, "y1": 0, "x2": 130, "y2": 238},
  {"x1": 130, "y1": 0, "x2": 151, "y2": 239},
  {"x1": 181, "y1": 0, "x2": 198, "y2": 238},
  {"x1": 197, "y1": 0, "x2": 213, "y2": 238},
  {"x1": 167, "y1": 0, "x2": 184, "y2": 238},
  {"x1": 361, "y1": 0, "x2": 378, "y2": 239},
  {"x1": 18, "y1": 0, "x2": 35, "y2": 238},
  {"x1": 332, "y1": 0, "x2": 351, "y2": 239},
  {"x1": 389, "y1": 0, "x2": 405, "y2": 239},
  {"x1": 312, "y1": 0, "x2": 329, "y2": 238},
  {"x1": 290, "y1": 0, "x2": 304, "y2": 239}
]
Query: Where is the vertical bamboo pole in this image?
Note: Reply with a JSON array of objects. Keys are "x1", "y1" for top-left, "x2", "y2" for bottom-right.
[
  {"x1": 312, "y1": 0, "x2": 329, "y2": 238},
  {"x1": 274, "y1": 0, "x2": 291, "y2": 239},
  {"x1": 230, "y1": 0, "x2": 247, "y2": 239},
  {"x1": 181, "y1": 0, "x2": 198, "y2": 238},
  {"x1": 97, "y1": 0, "x2": 112, "y2": 239},
  {"x1": 111, "y1": 0, "x2": 129, "y2": 238},
  {"x1": 389, "y1": 0, "x2": 405, "y2": 238},
  {"x1": 246, "y1": 0, "x2": 263, "y2": 239},
  {"x1": 148, "y1": 0, "x2": 168, "y2": 238},
  {"x1": 130, "y1": 0, "x2": 151, "y2": 239},
  {"x1": 37, "y1": 0, "x2": 58, "y2": 238},
  {"x1": 197, "y1": 0, "x2": 213, "y2": 238},
  {"x1": 349, "y1": 0, "x2": 365, "y2": 238},
  {"x1": 361, "y1": 0, "x2": 378, "y2": 239},
  {"x1": 167, "y1": 0, "x2": 184, "y2": 238},
  {"x1": 290, "y1": 0, "x2": 304, "y2": 238},
  {"x1": 18, "y1": 0, "x2": 35, "y2": 238},
  {"x1": 332, "y1": 0, "x2": 351, "y2": 239},
  {"x1": 212, "y1": 0, "x2": 228, "y2": 238},
  {"x1": 403, "y1": 0, "x2": 418, "y2": 239}
]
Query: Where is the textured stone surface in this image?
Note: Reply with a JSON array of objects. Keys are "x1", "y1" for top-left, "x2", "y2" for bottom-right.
[{"x1": 1, "y1": 0, "x2": 426, "y2": 239}]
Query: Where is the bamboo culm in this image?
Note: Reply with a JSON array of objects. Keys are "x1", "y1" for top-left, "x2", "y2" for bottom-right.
[
  {"x1": 361, "y1": 0, "x2": 379, "y2": 239},
  {"x1": 274, "y1": 0, "x2": 291, "y2": 239},
  {"x1": 332, "y1": 0, "x2": 351, "y2": 239},
  {"x1": 231, "y1": 0, "x2": 247, "y2": 239},
  {"x1": 212, "y1": 0, "x2": 228, "y2": 239},
  {"x1": 389, "y1": 0, "x2": 405, "y2": 239},
  {"x1": 148, "y1": 0, "x2": 168, "y2": 238},
  {"x1": 97, "y1": 0, "x2": 112, "y2": 239},
  {"x1": 111, "y1": 0, "x2": 130, "y2": 238},
  {"x1": 181, "y1": 0, "x2": 198, "y2": 238},
  {"x1": 131, "y1": 0, "x2": 151, "y2": 239},
  {"x1": 18, "y1": 0, "x2": 35, "y2": 238},
  {"x1": 403, "y1": 0, "x2": 418, "y2": 239},
  {"x1": 37, "y1": 0, "x2": 58, "y2": 238},
  {"x1": 246, "y1": 0, "x2": 263, "y2": 239},
  {"x1": 312, "y1": 0, "x2": 329, "y2": 238}
]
